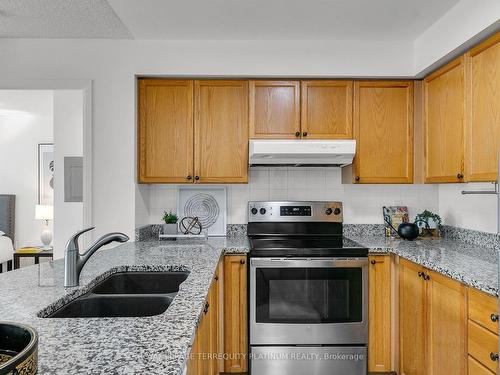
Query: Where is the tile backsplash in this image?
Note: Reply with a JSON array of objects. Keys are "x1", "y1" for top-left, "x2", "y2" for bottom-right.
[{"x1": 140, "y1": 167, "x2": 439, "y2": 225}]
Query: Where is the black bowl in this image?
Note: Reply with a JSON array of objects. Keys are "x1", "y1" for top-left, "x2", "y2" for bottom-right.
[
  {"x1": 0, "y1": 322, "x2": 38, "y2": 374},
  {"x1": 397, "y1": 223, "x2": 420, "y2": 241}
]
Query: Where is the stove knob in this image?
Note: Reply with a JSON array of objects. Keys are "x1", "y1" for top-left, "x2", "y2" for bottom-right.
[
  {"x1": 260, "y1": 208, "x2": 267, "y2": 215},
  {"x1": 325, "y1": 208, "x2": 333, "y2": 215},
  {"x1": 251, "y1": 208, "x2": 258, "y2": 215},
  {"x1": 334, "y1": 208, "x2": 342, "y2": 215}
]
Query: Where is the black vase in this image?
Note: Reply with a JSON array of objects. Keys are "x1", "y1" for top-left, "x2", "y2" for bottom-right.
[{"x1": 397, "y1": 223, "x2": 420, "y2": 241}]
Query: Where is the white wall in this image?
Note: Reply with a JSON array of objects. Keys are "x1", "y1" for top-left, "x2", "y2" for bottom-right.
[
  {"x1": 414, "y1": 0, "x2": 500, "y2": 73},
  {"x1": 0, "y1": 38, "x2": 415, "y2": 241},
  {"x1": 53, "y1": 90, "x2": 83, "y2": 258},
  {"x1": 439, "y1": 183, "x2": 498, "y2": 233},
  {"x1": 144, "y1": 168, "x2": 439, "y2": 225},
  {"x1": 0, "y1": 90, "x2": 54, "y2": 247}
]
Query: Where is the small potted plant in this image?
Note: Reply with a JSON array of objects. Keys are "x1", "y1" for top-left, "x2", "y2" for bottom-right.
[
  {"x1": 415, "y1": 210, "x2": 442, "y2": 237},
  {"x1": 162, "y1": 211, "x2": 178, "y2": 235}
]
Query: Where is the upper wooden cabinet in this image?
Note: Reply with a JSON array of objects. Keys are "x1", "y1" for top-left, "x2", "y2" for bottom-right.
[
  {"x1": 138, "y1": 79, "x2": 194, "y2": 183},
  {"x1": 249, "y1": 81, "x2": 300, "y2": 139},
  {"x1": 353, "y1": 81, "x2": 414, "y2": 184},
  {"x1": 424, "y1": 57, "x2": 466, "y2": 183},
  {"x1": 195, "y1": 80, "x2": 249, "y2": 183},
  {"x1": 465, "y1": 33, "x2": 500, "y2": 182},
  {"x1": 301, "y1": 80, "x2": 353, "y2": 139},
  {"x1": 138, "y1": 79, "x2": 248, "y2": 184}
]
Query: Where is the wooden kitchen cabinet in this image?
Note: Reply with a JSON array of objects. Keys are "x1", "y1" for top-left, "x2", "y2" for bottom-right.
[
  {"x1": 138, "y1": 79, "x2": 194, "y2": 183},
  {"x1": 399, "y1": 259, "x2": 426, "y2": 375},
  {"x1": 138, "y1": 79, "x2": 248, "y2": 184},
  {"x1": 223, "y1": 255, "x2": 248, "y2": 373},
  {"x1": 424, "y1": 57, "x2": 466, "y2": 183},
  {"x1": 426, "y1": 269, "x2": 467, "y2": 375},
  {"x1": 468, "y1": 287, "x2": 499, "y2": 375},
  {"x1": 353, "y1": 81, "x2": 414, "y2": 183},
  {"x1": 249, "y1": 80, "x2": 300, "y2": 139},
  {"x1": 465, "y1": 33, "x2": 500, "y2": 182},
  {"x1": 195, "y1": 80, "x2": 249, "y2": 183},
  {"x1": 399, "y1": 259, "x2": 467, "y2": 375},
  {"x1": 368, "y1": 255, "x2": 394, "y2": 372},
  {"x1": 187, "y1": 263, "x2": 222, "y2": 375},
  {"x1": 301, "y1": 80, "x2": 353, "y2": 139}
]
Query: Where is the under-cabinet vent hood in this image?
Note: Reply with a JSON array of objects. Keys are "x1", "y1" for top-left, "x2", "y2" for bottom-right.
[{"x1": 249, "y1": 140, "x2": 356, "y2": 167}]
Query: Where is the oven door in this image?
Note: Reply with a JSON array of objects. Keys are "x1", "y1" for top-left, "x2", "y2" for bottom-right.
[{"x1": 250, "y1": 257, "x2": 368, "y2": 345}]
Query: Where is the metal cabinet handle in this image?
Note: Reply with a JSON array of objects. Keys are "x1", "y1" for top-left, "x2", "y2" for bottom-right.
[
  {"x1": 370, "y1": 259, "x2": 381, "y2": 265},
  {"x1": 214, "y1": 275, "x2": 219, "y2": 281},
  {"x1": 186, "y1": 175, "x2": 192, "y2": 180},
  {"x1": 418, "y1": 271, "x2": 423, "y2": 278},
  {"x1": 457, "y1": 173, "x2": 464, "y2": 179},
  {"x1": 491, "y1": 314, "x2": 499, "y2": 322},
  {"x1": 240, "y1": 258, "x2": 246, "y2": 265},
  {"x1": 194, "y1": 176, "x2": 200, "y2": 181},
  {"x1": 295, "y1": 131, "x2": 300, "y2": 137},
  {"x1": 490, "y1": 352, "x2": 499, "y2": 361},
  {"x1": 302, "y1": 132, "x2": 308, "y2": 137},
  {"x1": 355, "y1": 176, "x2": 360, "y2": 182},
  {"x1": 203, "y1": 302, "x2": 209, "y2": 314},
  {"x1": 423, "y1": 273, "x2": 430, "y2": 281}
]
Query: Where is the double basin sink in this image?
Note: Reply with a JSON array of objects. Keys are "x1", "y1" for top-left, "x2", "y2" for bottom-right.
[{"x1": 45, "y1": 271, "x2": 190, "y2": 318}]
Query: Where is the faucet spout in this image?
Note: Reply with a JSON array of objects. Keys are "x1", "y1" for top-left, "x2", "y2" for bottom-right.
[{"x1": 64, "y1": 228, "x2": 129, "y2": 288}]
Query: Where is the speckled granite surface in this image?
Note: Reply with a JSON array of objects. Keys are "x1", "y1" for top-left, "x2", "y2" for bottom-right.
[
  {"x1": 348, "y1": 234, "x2": 499, "y2": 296},
  {"x1": 0, "y1": 238, "x2": 248, "y2": 375}
]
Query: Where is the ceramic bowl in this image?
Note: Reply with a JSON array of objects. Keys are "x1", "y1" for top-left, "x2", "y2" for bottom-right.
[{"x1": 0, "y1": 322, "x2": 38, "y2": 375}]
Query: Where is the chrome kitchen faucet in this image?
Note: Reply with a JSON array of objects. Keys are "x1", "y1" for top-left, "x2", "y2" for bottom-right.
[{"x1": 64, "y1": 227, "x2": 129, "y2": 287}]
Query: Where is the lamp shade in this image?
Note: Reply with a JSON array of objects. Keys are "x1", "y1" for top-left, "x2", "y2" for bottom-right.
[{"x1": 35, "y1": 205, "x2": 53, "y2": 220}]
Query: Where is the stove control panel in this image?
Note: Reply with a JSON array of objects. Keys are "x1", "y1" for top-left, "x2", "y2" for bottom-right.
[{"x1": 248, "y1": 201, "x2": 343, "y2": 222}]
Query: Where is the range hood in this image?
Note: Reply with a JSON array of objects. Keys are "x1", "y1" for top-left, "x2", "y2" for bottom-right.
[{"x1": 249, "y1": 140, "x2": 356, "y2": 167}]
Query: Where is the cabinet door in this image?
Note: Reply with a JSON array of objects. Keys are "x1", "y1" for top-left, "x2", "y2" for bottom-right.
[
  {"x1": 465, "y1": 33, "x2": 500, "y2": 181},
  {"x1": 195, "y1": 80, "x2": 248, "y2": 183},
  {"x1": 138, "y1": 79, "x2": 194, "y2": 183},
  {"x1": 353, "y1": 81, "x2": 414, "y2": 183},
  {"x1": 223, "y1": 255, "x2": 248, "y2": 373},
  {"x1": 249, "y1": 80, "x2": 300, "y2": 139},
  {"x1": 424, "y1": 57, "x2": 466, "y2": 183},
  {"x1": 369, "y1": 255, "x2": 393, "y2": 372},
  {"x1": 301, "y1": 80, "x2": 353, "y2": 139},
  {"x1": 426, "y1": 270, "x2": 467, "y2": 375},
  {"x1": 399, "y1": 259, "x2": 426, "y2": 375}
]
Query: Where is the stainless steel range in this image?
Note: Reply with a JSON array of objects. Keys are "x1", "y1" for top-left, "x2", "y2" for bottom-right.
[{"x1": 248, "y1": 201, "x2": 368, "y2": 375}]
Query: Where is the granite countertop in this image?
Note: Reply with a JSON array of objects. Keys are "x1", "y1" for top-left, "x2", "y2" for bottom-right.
[
  {"x1": 348, "y1": 235, "x2": 499, "y2": 296},
  {"x1": 0, "y1": 237, "x2": 249, "y2": 375}
]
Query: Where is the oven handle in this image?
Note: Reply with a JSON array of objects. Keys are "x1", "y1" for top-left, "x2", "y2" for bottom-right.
[{"x1": 250, "y1": 257, "x2": 368, "y2": 268}]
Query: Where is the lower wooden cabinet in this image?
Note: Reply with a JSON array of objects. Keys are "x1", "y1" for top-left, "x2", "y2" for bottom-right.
[
  {"x1": 187, "y1": 261, "x2": 222, "y2": 375},
  {"x1": 187, "y1": 255, "x2": 248, "y2": 375},
  {"x1": 223, "y1": 255, "x2": 248, "y2": 373},
  {"x1": 399, "y1": 258, "x2": 467, "y2": 375},
  {"x1": 368, "y1": 254, "x2": 394, "y2": 372}
]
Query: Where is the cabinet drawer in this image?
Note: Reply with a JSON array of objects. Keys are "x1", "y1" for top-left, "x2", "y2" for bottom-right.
[
  {"x1": 468, "y1": 320, "x2": 499, "y2": 374},
  {"x1": 469, "y1": 355, "x2": 496, "y2": 375},
  {"x1": 469, "y1": 288, "x2": 499, "y2": 334}
]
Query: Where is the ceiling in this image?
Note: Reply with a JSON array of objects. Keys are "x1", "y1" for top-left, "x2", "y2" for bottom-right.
[
  {"x1": 0, "y1": 0, "x2": 461, "y2": 40},
  {"x1": 0, "y1": 0, "x2": 132, "y2": 38}
]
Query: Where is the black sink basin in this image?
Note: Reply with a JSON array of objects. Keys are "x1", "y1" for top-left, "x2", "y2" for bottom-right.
[
  {"x1": 47, "y1": 294, "x2": 173, "y2": 318},
  {"x1": 91, "y1": 271, "x2": 189, "y2": 294},
  {"x1": 43, "y1": 271, "x2": 190, "y2": 318}
]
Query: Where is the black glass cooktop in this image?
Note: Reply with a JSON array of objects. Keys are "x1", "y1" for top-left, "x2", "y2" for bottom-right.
[{"x1": 249, "y1": 236, "x2": 367, "y2": 258}]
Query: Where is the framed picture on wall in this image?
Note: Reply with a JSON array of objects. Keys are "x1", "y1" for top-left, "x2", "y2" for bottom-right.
[{"x1": 38, "y1": 143, "x2": 54, "y2": 205}]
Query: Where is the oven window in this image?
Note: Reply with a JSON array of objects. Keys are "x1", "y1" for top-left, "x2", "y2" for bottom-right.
[{"x1": 255, "y1": 267, "x2": 363, "y2": 324}]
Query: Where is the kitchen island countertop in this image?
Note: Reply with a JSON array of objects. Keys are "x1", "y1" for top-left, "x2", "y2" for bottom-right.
[{"x1": 0, "y1": 237, "x2": 248, "y2": 375}]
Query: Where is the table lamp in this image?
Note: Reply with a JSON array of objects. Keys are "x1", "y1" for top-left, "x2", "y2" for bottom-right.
[{"x1": 35, "y1": 205, "x2": 53, "y2": 250}]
